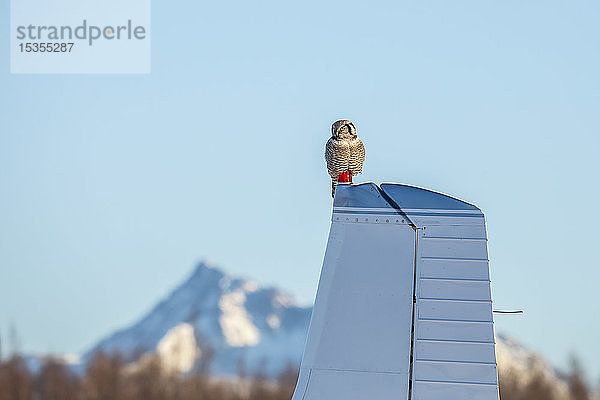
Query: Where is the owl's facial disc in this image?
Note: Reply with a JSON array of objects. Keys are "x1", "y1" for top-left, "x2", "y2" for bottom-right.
[{"x1": 336, "y1": 125, "x2": 348, "y2": 137}]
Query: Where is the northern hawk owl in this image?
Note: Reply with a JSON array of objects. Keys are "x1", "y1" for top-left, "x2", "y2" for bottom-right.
[{"x1": 325, "y1": 119, "x2": 365, "y2": 197}]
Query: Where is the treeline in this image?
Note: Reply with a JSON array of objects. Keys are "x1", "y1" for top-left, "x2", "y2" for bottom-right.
[
  {"x1": 0, "y1": 352, "x2": 296, "y2": 400},
  {"x1": 0, "y1": 352, "x2": 594, "y2": 400},
  {"x1": 499, "y1": 355, "x2": 594, "y2": 400}
]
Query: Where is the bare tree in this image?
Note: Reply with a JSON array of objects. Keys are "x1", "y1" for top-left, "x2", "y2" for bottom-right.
[
  {"x1": 568, "y1": 354, "x2": 590, "y2": 400},
  {"x1": 8, "y1": 322, "x2": 21, "y2": 358},
  {"x1": 499, "y1": 369, "x2": 558, "y2": 400},
  {"x1": 35, "y1": 358, "x2": 79, "y2": 400},
  {"x1": 194, "y1": 334, "x2": 215, "y2": 377},
  {"x1": 236, "y1": 351, "x2": 247, "y2": 382},
  {"x1": 498, "y1": 370, "x2": 518, "y2": 400},
  {"x1": 0, "y1": 356, "x2": 33, "y2": 400},
  {"x1": 83, "y1": 351, "x2": 124, "y2": 400},
  {"x1": 123, "y1": 355, "x2": 167, "y2": 400},
  {"x1": 276, "y1": 363, "x2": 298, "y2": 400},
  {"x1": 522, "y1": 373, "x2": 557, "y2": 400}
]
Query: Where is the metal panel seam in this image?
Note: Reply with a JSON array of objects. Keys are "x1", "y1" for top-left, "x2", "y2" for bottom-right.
[
  {"x1": 300, "y1": 369, "x2": 312, "y2": 400},
  {"x1": 376, "y1": 185, "x2": 417, "y2": 229},
  {"x1": 308, "y1": 367, "x2": 407, "y2": 375},
  {"x1": 408, "y1": 227, "x2": 421, "y2": 400}
]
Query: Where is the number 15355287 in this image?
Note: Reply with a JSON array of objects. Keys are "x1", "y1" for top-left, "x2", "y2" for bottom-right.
[{"x1": 19, "y1": 43, "x2": 74, "y2": 52}]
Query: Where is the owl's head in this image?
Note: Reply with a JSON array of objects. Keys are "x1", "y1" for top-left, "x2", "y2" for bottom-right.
[{"x1": 331, "y1": 119, "x2": 357, "y2": 139}]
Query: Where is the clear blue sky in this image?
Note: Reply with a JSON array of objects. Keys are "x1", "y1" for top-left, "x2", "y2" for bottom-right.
[{"x1": 1, "y1": 0, "x2": 599, "y2": 381}]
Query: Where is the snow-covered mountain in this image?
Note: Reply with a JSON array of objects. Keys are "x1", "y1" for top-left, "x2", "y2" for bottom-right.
[
  {"x1": 85, "y1": 261, "x2": 567, "y2": 391},
  {"x1": 84, "y1": 262, "x2": 310, "y2": 377},
  {"x1": 496, "y1": 333, "x2": 572, "y2": 399}
]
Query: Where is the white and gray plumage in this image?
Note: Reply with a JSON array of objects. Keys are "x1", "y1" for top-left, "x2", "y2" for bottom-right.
[{"x1": 325, "y1": 119, "x2": 365, "y2": 197}]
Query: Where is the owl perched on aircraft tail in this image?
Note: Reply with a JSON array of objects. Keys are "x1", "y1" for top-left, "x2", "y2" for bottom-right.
[{"x1": 325, "y1": 119, "x2": 365, "y2": 197}]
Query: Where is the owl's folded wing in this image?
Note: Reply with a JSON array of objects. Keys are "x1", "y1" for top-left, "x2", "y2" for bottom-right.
[{"x1": 348, "y1": 138, "x2": 365, "y2": 175}]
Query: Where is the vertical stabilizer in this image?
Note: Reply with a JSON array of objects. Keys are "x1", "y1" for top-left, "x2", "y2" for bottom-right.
[{"x1": 292, "y1": 183, "x2": 499, "y2": 400}]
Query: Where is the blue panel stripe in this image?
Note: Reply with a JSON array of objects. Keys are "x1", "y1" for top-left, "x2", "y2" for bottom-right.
[
  {"x1": 404, "y1": 212, "x2": 483, "y2": 218},
  {"x1": 334, "y1": 210, "x2": 483, "y2": 218},
  {"x1": 333, "y1": 210, "x2": 401, "y2": 216}
]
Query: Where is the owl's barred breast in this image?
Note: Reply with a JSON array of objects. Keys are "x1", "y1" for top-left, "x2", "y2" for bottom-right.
[{"x1": 325, "y1": 137, "x2": 365, "y2": 178}]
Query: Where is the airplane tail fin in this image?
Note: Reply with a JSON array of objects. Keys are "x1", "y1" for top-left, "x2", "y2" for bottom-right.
[{"x1": 292, "y1": 183, "x2": 499, "y2": 400}]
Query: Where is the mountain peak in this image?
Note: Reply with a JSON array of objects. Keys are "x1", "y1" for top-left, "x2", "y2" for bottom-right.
[
  {"x1": 190, "y1": 260, "x2": 225, "y2": 279},
  {"x1": 85, "y1": 262, "x2": 311, "y2": 376}
]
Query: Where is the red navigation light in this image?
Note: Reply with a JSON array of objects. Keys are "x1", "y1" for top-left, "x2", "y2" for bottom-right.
[{"x1": 337, "y1": 171, "x2": 352, "y2": 183}]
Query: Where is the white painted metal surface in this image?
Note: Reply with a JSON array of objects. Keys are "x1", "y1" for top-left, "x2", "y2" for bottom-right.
[
  {"x1": 381, "y1": 183, "x2": 498, "y2": 400},
  {"x1": 292, "y1": 183, "x2": 415, "y2": 400},
  {"x1": 291, "y1": 183, "x2": 499, "y2": 400}
]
